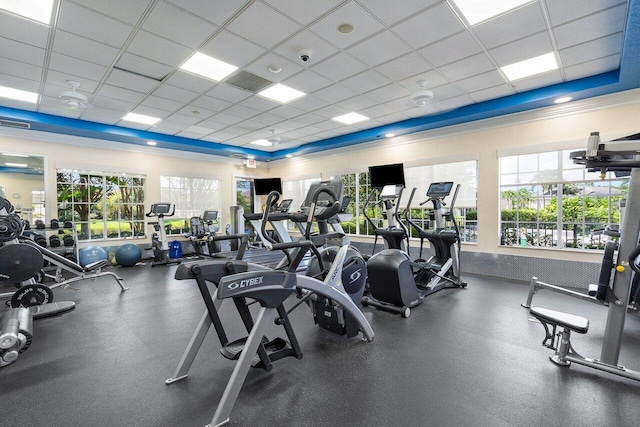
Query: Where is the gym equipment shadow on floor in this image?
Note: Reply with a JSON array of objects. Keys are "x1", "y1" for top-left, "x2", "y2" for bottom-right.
[{"x1": 1, "y1": 264, "x2": 640, "y2": 427}]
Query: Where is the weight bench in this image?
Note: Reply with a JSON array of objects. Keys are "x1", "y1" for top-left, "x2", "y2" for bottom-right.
[{"x1": 529, "y1": 306, "x2": 589, "y2": 366}]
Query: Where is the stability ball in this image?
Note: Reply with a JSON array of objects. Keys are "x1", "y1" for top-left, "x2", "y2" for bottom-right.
[
  {"x1": 78, "y1": 246, "x2": 109, "y2": 267},
  {"x1": 115, "y1": 243, "x2": 142, "y2": 267}
]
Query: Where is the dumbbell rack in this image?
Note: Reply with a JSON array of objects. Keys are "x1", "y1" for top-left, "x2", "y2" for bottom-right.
[{"x1": 29, "y1": 225, "x2": 78, "y2": 283}]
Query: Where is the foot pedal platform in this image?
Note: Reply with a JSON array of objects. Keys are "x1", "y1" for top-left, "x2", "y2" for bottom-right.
[{"x1": 221, "y1": 336, "x2": 294, "y2": 369}]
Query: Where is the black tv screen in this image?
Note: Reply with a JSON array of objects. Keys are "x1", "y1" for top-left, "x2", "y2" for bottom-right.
[
  {"x1": 254, "y1": 178, "x2": 282, "y2": 195},
  {"x1": 369, "y1": 163, "x2": 405, "y2": 188}
]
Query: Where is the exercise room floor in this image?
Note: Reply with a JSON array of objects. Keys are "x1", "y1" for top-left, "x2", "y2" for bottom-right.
[{"x1": 2, "y1": 261, "x2": 640, "y2": 427}]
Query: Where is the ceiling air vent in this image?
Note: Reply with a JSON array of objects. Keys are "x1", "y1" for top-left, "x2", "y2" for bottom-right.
[
  {"x1": 225, "y1": 71, "x2": 273, "y2": 93},
  {"x1": 0, "y1": 119, "x2": 30, "y2": 129}
]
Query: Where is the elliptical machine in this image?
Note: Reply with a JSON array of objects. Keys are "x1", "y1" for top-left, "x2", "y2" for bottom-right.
[
  {"x1": 362, "y1": 181, "x2": 466, "y2": 317},
  {"x1": 145, "y1": 202, "x2": 181, "y2": 267}
]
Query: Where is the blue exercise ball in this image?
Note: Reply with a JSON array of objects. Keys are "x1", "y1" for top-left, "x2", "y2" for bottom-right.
[
  {"x1": 78, "y1": 246, "x2": 109, "y2": 267},
  {"x1": 115, "y1": 243, "x2": 142, "y2": 267}
]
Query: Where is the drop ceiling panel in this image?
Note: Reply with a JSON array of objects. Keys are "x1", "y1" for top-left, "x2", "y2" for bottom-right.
[
  {"x1": 274, "y1": 30, "x2": 340, "y2": 65},
  {"x1": 470, "y1": 84, "x2": 517, "y2": 103},
  {"x1": 340, "y1": 70, "x2": 392, "y2": 94},
  {"x1": 359, "y1": 0, "x2": 440, "y2": 26},
  {"x1": 106, "y1": 68, "x2": 159, "y2": 93},
  {"x1": 57, "y1": 2, "x2": 134, "y2": 48},
  {"x1": 115, "y1": 53, "x2": 174, "y2": 81},
  {"x1": 288, "y1": 95, "x2": 330, "y2": 112},
  {"x1": 419, "y1": 31, "x2": 482, "y2": 68},
  {"x1": 564, "y1": 54, "x2": 621, "y2": 80},
  {"x1": 365, "y1": 83, "x2": 412, "y2": 104},
  {"x1": 165, "y1": 0, "x2": 248, "y2": 26},
  {"x1": 375, "y1": 53, "x2": 434, "y2": 81},
  {"x1": 436, "y1": 94, "x2": 474, "y2": 112},
  {"x1": 69, "y1": 0, "x2": 153, "y2": 26},
  {"x1": 151, "y1": 121, "x2": 190, "y2": 134},
  {"x1": 489, "y1": 32, "x2": 554, "y2": 67},
  {"x1": 130, "y1": 105, "x2": 172, "y2": 119},
  {"x1": 126, "y1": 30, "x2": 192, "y2": 68},
  {"x1": 201, "y1": 30, "x2": 265, "y2": 68},
  {"x1": 310, "y1": 52, "x2": 368, "y2": 82},
  {"x1": 309, "y1": 2, "x2": 385, "y2": 49},
  {"x1": 472, "y1": 2, "x2": 547, "y2": 50},
  {"x1": 141, "y1": 1, "x2": 218, "y2": 49},
  {"x1": 347, "y1": 32, "x2": 412, "y2": 67},
  {"x1": 546, "y1": 0, "x2": 626, "y2": 26},
  {"x1": 511, "y1": 69, "x2": 564, "y2": 92},
  {"x1": 269, "y1": 104, "x2": 305, "y2": 120},
  {"x1": 0, "y1": 58, "x2": 41, "y2": 81},
  {"x1": 391, "y1": 3, "x2": 465, "y2": 49},
  {"x1": 91, "y1": 95, "x2": 134, "y2": 112},
  {"x1": 455, "y1": 71, "x2": 506, "y2": 93},
  {"x1": 175, "y1": 105, "x2": 216, "y2": 120},
  {"x1": 263, "y1": 0, "x2": 344, "y2": 25},
  {"x1": 282, "y1": 70, "x2": 333, "y2": 94},
  {"x1": 313, "y1": 84, "x2": 359, "y2": 103},
  {"x1": 223, "y1": 104, "x2": 261, "y2": 120},
  {"x1": 439, "y1": 53, "x2": 495, "y2": 82},
  {"x1": 553, "y1": 4, "x2": 627, "y2": 49},
  {"x1": 45, "y1": 72, "x2": 99, "y2": 94},
  {"x1": 141, "y1": 95, "x2": 185, "y2": 112},
  {"x1": 243, "y1": 53, "x2": 304, "y2": 83},
  {"x1": 152, "y1": 84, "x2": 199, "y2": 103},
  {"x1": 97, "y1": 84, "x2": 147, "y2": 104},
  {"x1": 0, "y1": 38, "x2": 45, "y2": 67},
  {"x1": 312, "y1": 104, "x2": 350, "y2": 119},
  {"x1": 559, "y1": 32, "x2": 624, "y2": 67},
  {"x1": 164, "y1": 113, "x2": 204, "y2": 126},
  {"x1": 48, "y1": 53, "x2": 109, "y2": 80},
  {"x1": 226, "y1": 2, "x2": 301, "y2": 49},
  {"x1": 0, "y1": 12, "x2": 49, "y2": 48},
  {"x1": 191, "y1": 95, "x2": 233, "y2": 112},
  {"x1": 163, "y1": 71, "x2": 218, "y2": 93},
  {"x1": 52, "y1": 30, "x2": 120, "y2": 67},
  {"x1": 397, "y1": 70, "x2": 449, "y2": 91}
]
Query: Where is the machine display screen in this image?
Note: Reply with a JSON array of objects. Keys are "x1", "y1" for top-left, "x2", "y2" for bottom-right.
[
  {"x1": 426, "y1": 182, "x2": 454, "y2": 197},
  {"x1": 369, "y1": 163, "x2": 405, "y2": 188},
  {"x1": 254, "y1": 178, "x2": 282, "y2": 195},
  {"x1": 203, "y1": 210, "x2": 218, "y2": 221},
  {"x1": 153, "y1": 203, "x2": 172, "y2": 214}
]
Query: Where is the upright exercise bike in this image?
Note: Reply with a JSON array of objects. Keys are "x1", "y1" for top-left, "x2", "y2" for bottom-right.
[
  {"x1": 146, "y1": 202, "x2": 181, "y2": 267},
  {"x1": 363, "y1": 182, "x2": 466, "y2": 317}
]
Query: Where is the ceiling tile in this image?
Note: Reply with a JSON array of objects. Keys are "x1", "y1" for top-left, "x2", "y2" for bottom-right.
[
  {"x1": 359, "y1": 0, "x2": 440, "y2": 26},
  {"x1": 203, "y1": 130, "x2": 241, "y2": 142},
  {"x1": 489, "y1": 31, "x2": 553, "y2": 67},
  {"x1": 337, "y1": 94, "x2": 380, "y2": 112},
  {"x1": 106, "y1": 68, "x2": 159, "y2": 93},
  {"x1": 141, "y1": 95, "x2": 185, "y2": 112},
  {"x1": 469, "y1": 84, "x2": 517, "y2": 103},
  {"x1": 283, "y1": 70, "x2": 333, "y2": 93},
  {"x1": 200, "y1": 30, "x2": 265, "y2": 68},
  {"x1": 263, "y1": 0, "x2": 344, "y2": 25},
  {"x1": 166, "y1": 0, "x2": 248, "y2": 26},
  {"x1": 347, "y1": 32, "x2": 412, "y2": 67},
  {"x1": 227, "y1": 3, "x2": 302, "y2": 49},
  {"x1": 564, "y1": 54, "x2": 620, "y2": 81},
  {"x1": 191, "y1": 95, "x2": 233, "y2": 111},
  {"x1": 142, "y1": 2, "x2": 217, "y2": 49},
  {"x1": 455, "y1": 70, "x2": 505, "y2": 92},
  {"x1": 553, "y1": 4, "x2": 627, "y2": 50},
  {"x1": 45, "y1": 71, "x2": 100, "y2": 94},
  {"x1": 559, "y1": 32, "x2": 624, "y2": 67},
  {"x1": 163, "y1": 70, "x2": 218, "y2": 93},
  {"x1": 365, "y1": 83, "x2": 411, "y2": 104},
  {"x1": 131, "y1": 105, "x2": 172, "y2": 119},
  {"x1": 269, "y1": 104, "x2": 305, "y2": 119},
  {"x1": 175, "y1": 105, "x2": 215, "y2": 119},
  {"x1": 473, "y1": 2, "x2": 546, "y2": 50},
  {"x1": 397, "y1": 70, "x2": 449, "y2": 91},
  {"x1": 0, "y1": 37, "x2": 45, "y2": 66},
  {"x1": 313, "y1": 84, "x2": 359, "y2": 103},
  {"x1": 0, "y1": 12, "x2": 49, "y2": 48},
  {"x1": 375, "y1": 53, "x2": 433, "y2": 81},
  {"x1": 359, "y1": 103, "x2": 397, "y2": 120},
  {"x1": 238, "y1": 94, "x2": 280, "y2": 111},
  {"x1": 126, "y1": 30, "x2": 193, "y2": 68},
  {"x1": 436, "y1": 94, "x2": 474, "y2": 112},
  {"x1": 150, "y1": 121, "x2": 185, "y2": 134},
  {"x1": 69, "y1": 0, "x2": 152, "y2": 26},
  {"x1": 152, "y1": 83, "x2": 199, "y2": 103},
  {"x1": 206, "y1": 83, "x2": 252, "y2": 103},
  {"x1": 0, "y1": 97, "x2": 37, "y2": 111},
  {"x1": 339, "y1": 70, "x2": 392, "y2": 94},
  {"x1": 309, "y1": 2, "x2": 385, "y2": 49},
  {"x1": 274, "y1": 30, "x2": 340, "y2": 66},
  {"x1": 288, "y1": 95, "x2": 330, "y2": 112},
  {"x1": 52, "y1": 30, "x2": 119, "y2": 67},
  {"x1": 91, "y1": 95, "x2": 134, "y2": 112},
  {"x1": 310, "y1": 104, "x2": 350, "y2": 119},
  {"x1": 97, "y1": 84, "x2": 146, "y2": 103},
  {"x1": 244, "y1": 53, "x2": 304, "y2": 82},
  {"x1": 224, "y1": 104, "x2": 261, "y2": 119},
  {"x1": 0, "y1": 58, "x2": 41, "y2": 81},
  {"x1": 57, "y1": 2, "x2": 134, "y2": 48},
  {"x1": 82, "y1": 108, "x2": 127, "y2": 124},
  {"x1": 48, "y1": 52, "x2": 109, "y2": 80},
  {"x1": 289, "y1": 112, "x2": 326, "y2": 126},
  {"x1": 250, "y1": 112, "x2": 284, "y2": 125},
  {"x1": 164, "y1": 113, "x2": 202, "y2": 126},
  {"x1": 392, "y1": 3, "x2": 465, "y2": 49},
  {"x1": 310, "y1": 52, "x2": 368, "y2": 82},
  {"x1": 546, "y1": 0, "x2": 626, "y2": 26},
  {"x1": 438, "y1": 53, "x2": 495, "y2": 81},
  {"x1": 511, "y1": 69, "x2": 564, "y2": 92},
  {"x1": 419, "y1": 31, "x2": 482, "y2": 68},
  {"x1": 115, "y1": 53, "x2": 174, "y2": 81}
]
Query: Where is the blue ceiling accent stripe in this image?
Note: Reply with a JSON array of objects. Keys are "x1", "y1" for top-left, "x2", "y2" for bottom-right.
[{"x1": 0, "y1": 0, "x2": 638, "y2": 163}]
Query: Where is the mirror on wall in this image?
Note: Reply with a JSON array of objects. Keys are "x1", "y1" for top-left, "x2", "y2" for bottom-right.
[{"x1": 0, "y1": 153, "x2": 45, "y2": 223}]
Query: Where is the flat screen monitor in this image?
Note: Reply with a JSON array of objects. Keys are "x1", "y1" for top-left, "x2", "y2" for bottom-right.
[
  {"x1": 369, "y1": 163, "x2": 405, "y2": 188},
  {"x1": 254, "y1": 178, "x2": 282, "y2": 196}
]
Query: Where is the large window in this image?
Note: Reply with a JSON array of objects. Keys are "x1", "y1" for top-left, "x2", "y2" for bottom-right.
[
  {"x1": 160, "y1": 176, "x2": 222, "y2": 234},
  {"x1": 339, "y1": 160, "x2": 478, "y2": 243},
  {"x1": 56, "y1": 171, "x2": 146, "y2": 241},
  {"x1": 282, "y1": 177, "x2": 321, "y2": 212},
  {"x1": 499, "y1": 150, "x2": 628, "y2": 250}
]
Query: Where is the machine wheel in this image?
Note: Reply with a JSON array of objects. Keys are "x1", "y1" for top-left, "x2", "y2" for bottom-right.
[
  {"x1": 401, "y1": 306, "x2": 410, "y2": 318},
  {"x1": 11, "y1": 284, "x2": 54, "y2": 308}
]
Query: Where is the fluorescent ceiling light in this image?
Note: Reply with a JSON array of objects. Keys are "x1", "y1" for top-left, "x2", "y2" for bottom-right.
[
  {"x1": 250, "y1": 139, "x2": 272, "y2": 147},
  {"x1": 554, "y1": 96, "x2": 572, "y2": 104},
  {"x1": 0, "y1": 0, "x2": 54, "y2": 24},
  {"x1": 501, "y1": 52, "x2": 558, "y2": 82},
  {"x1": 0, "y1": 85, "x2": 38, "y2": 103},
  {"x1": 146, "y1": 141, "x2": 157, "y2": 146},
  {"x1": 451, "y1": 0, "x2": 531, "y2": 26},
  {"x1": 122, "y1": 113, "x2": 161, "y2": 126},
  {"x1": 180, "y1": 52, "x2": 238, "y2": 82},
  {"x1": 332, "y1": 112, "x2": 370, "y2": 125},
  {"x1": 7, "y1": 153, "x2": 30, "y2": 157},
  {"x1": 258, "y1": 83, "x2": 305, "y2": 103},
  {"x1": 5, "y1": 163, "x2": 28, "y2": 168}
]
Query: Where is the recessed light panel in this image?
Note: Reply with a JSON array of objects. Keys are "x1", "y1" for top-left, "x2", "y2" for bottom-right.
[
  {"x1": 0, "y1": 0, "x2": 54, "y2": 24},
  {"x1": 501, "y1": 52, "x2": 558, "y2": 81},
  {"x1": 0, "y1": 85, "x2": 38, "y2": 103},
  {"x1": 180, "y1": 52, "x2": 238, "y2": 82},
  {"x1": 5, "y1": 162, "x2": 28, "y2": 168},
  {"x1": 554, "y1": 96, "x2": 572, "y2": 104},
  {"x1": 332, "y1": 112, "x2": 369, "y2": 125},
  {"x1": 258, "y1": 83, "x2": 305, "y2": 103},
  {"x1": 122, "y1": 113, "x2": 161, "y2": 126},
  {"x1": 451, "y1": 0, "x2": 532, "y2": 26},
  {"x1": 146, "y1": 141, "x2": 157, "y2": 146},
  {"x1": 250, "y1": 139, "x2": 272, "y2": 147}
]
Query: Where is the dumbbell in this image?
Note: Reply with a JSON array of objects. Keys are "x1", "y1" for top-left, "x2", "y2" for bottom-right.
[
  {"x1": 34, "y1": 235, "x2": 47, "y2": 248},
  {"x1": 49, "y1": 235, "x2": 61, "y2": 247},
  {"x1": 63, "y1": 235, "x2": 75, "y2": 247},
  {"x1": 50, "y1": 219, "x2": 59, "y2": 229},
  {"x1": 63, "y1": 221, "x2": 72, "y2": 229},
  {"x1": 34, "y1": 220, "x2": 45, "y2": 229}
]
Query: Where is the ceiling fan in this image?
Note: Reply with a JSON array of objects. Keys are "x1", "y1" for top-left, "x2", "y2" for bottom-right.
[
  {"x1": 266, "y1": 129, "x2": 281, "y2": 145},
  {"x1": 410, "y1": 80, "x2": 435, "y2": 107},
  {"x1": 59, "y1": 80, "x2": 89, "y2": 109}
]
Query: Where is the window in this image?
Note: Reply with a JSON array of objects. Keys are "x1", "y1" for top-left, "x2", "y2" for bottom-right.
[
  {"x1": 282, "y1": 177, "x2": 321, "y2": 232},
  {"x1": 499, "y1": 150, "x2": 628, "y2": 249},
  {"x1": 32, "y1": 190, "x2": 45, "y2": 222},
  {"x1": 339, "y1": 160, "x2": 478, "y2": 243},
  {"x1": 160, "y1": 176, "x2": 222, "y2": 234},
  {"x1": 56, "y1": 171, "x2": 146, "y2": 241}
]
